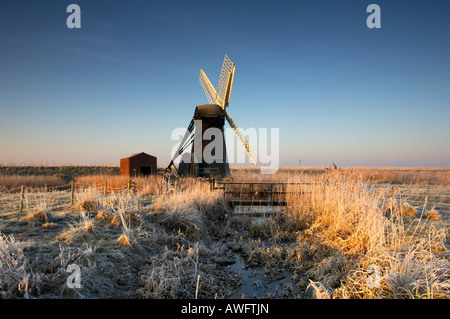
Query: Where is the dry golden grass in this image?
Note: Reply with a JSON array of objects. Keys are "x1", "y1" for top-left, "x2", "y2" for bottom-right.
[
  {"x1": 0, "y1": 234, "x2": 43, "y2": 298},
  {"x1": 76, "y1": 200, "x2": 98, "y2": 212},
  {"x1": 423, "y1": 209, "x2": 443, "y2": 221},
  {"x1": 151, "y1": 179, "x2": 229, "y2": 241},
  {"x1": 230, "y1": 166, "x2": 450, "y2": 185},
  {"x1": 1, "y1": 167, "x2": 448, "y2": 299},
  {"x1": 0, "y1": 175, "x2": 67, "y2": 191},
  {"x1": 282, "y1": 170, "x2": 449, "y2": 298},
  {"x1": 110, "y1": 216, "x2": 121, "y2": 227},
  {"x1": 95, "y1": 210, "x2": 112, "y2": 221},
  {"x1": 20, "y1": 209, "x2": 52, "y2": 223},
  {"x1": 75, "y1": 174, "x2": 166, "y2": 195},
  {"x1": 346, "y1": 167, "x2": 450, "y2": 185},
  {"x1": 55, "y1": 211, "x2": 96, "y2": 244},
  {"x1": 117, "y1": 233, "x2": 132, "y2": 246},
  {"x1": 382, "y1": 202, "x2": 417, "y2": 218},
  {"x1": 75, "y1": 175, "x2": 129, "y2": 190},
  {"x1": 224, "y1": 168, "x2": 449, "y2": 299}
]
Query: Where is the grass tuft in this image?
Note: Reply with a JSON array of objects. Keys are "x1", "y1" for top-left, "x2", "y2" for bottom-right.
[{"x1": 20, "y1": 209, "x2": 52, "y2": 223}]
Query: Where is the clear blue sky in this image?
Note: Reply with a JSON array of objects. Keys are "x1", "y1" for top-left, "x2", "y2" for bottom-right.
[{"x1": 0, "y1": 0, "x2": 449, "y2": 167}]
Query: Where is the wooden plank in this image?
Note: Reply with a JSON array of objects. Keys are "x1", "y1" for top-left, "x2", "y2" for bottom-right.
[
  {"x1": 227, "y1": 200, "x2": 288, "y2": 206},
  {"x1": 215, "y1": 181, "x2": 311, "y2": 207},
  {"x1": 216, "y1": 182, "x2": 312, "y2": 185},
  {"x1": 219, "y1": 190, "x2": 307, "y2": 195}
]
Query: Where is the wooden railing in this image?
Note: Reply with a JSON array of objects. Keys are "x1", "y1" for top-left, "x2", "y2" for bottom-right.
[{"x1": 212, "y1": 180, "x2": 311, "y2": 207}]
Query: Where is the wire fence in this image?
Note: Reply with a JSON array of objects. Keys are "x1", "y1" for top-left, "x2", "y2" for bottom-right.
[
  {"x1": 0, "y1": 179, "x2": 139, "y2": 214},
  {"x1": 1, "y1": 179, "x2": 450, "y2": 215}
]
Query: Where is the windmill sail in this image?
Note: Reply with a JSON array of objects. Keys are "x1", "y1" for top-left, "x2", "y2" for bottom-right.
[
  {"x1": 216, "y1": 55, "x2": 235, "y2": 109},
  {"x1": 199, "y1": 55, "x2": 235, "y2": 109},
  {"x1": 225, "y1": 111, "x2": 258, "y2": 165},
  {"x1": 198, "y1": 54, "x2": 258, "y2": 166},
  {"x1": 199, "y1": 69, "x2": 222, "y2": 105},
  {"x1": 223, "y1": 66, "x2": 235, "y2": 108}
]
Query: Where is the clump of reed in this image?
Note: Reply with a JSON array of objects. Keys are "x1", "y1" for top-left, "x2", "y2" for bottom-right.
[
  {"x1": 55, "y1": 211, "x2": 96, "y2": 243},
  {"x1": 151, "y1": 180, "x2": 229, "y2": 240},
  {"x1": 20, "y1": 209, "x2": 52, "y2": 223},
  {"x1": 0, "y1": 175, "x2": 67, "y2": 192},
  {"x1": 136, "y1": 243, "x2": 219, "y2": 299},
  {"x1": 18, "y1": 190, "x2": 55, "y2": 223},
  {"x1": 422, "y1": 209, "x2": 443, "y2": 221},
  {"x1": 76, "y1": 200, "x2": 98, "y2": 212},
  {"x1": 382, "y1": 201, "x2": 417, "y2": 218},
  {"x1": 0, "y1": 233, "x2": 43, "y2": 298},
  {"x1": 286, "y1": 170, "x2": 449, "y2": 299},
  {"x1": 348, "y1": 167, "x2": 450, "y2": 185}
]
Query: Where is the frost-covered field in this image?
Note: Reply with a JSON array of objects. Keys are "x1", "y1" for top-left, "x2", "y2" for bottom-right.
[{"x1": 0, "y1": 168, "x2": 449, "y2": 299}]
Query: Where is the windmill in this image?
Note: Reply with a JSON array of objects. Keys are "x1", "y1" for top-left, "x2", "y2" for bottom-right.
[{"x1": 166, "y1": 54, "x2": 258, "y2": 178}]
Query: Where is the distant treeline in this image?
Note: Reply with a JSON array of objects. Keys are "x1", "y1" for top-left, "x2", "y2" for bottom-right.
[{"x1": 0, "y1": 166, "x2": 120, "y2": 179}]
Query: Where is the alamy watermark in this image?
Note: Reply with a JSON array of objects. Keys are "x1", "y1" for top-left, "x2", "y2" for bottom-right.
[
  {"x1": 65, "y1": 4, "x2": 382, "y2": 31},
  {"x1": 170, "y1": 121, "x2": 280, "y2": 174},
  {"x1": 366, "y1": 264, "x2": 381, "y2": 288},
  {"x1": 366, "y1": 4, "x2": 381, "y2": 29},
  {"x1": 66, "y1": 4, "x2": 81, "y2": 29},
  {"x1": 66, "y1": 263, "x2": 82, "y2": 289}
]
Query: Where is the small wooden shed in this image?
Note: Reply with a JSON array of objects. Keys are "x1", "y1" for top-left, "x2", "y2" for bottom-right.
[{"x1": 120, "y1": 152, "x2": 157, "y2": 177}]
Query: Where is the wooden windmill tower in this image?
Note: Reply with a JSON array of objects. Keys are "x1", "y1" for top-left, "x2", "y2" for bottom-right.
[{"x1": 166, "y1": 55, "x2": 258, "y2": 178}]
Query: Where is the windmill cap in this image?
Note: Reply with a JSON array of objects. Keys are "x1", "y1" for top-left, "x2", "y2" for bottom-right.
[{"x1": 194, "y1": 104, "x2": 224, "y2": 119}]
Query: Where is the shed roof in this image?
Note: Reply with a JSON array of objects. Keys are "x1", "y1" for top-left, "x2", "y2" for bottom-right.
[{"x1": 121, "y1": 152, "x2": 157, "y2": 160}]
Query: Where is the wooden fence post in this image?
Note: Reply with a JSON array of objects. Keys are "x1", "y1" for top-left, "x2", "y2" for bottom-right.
[
  {"x1": 104, "y1": 180, "x2": 108, "y2": 197},
  {"x1": 19, "y1": 185, "x2": 24, "y2": 213},
  {"x1": 270, "y1": 183, "x2": 273, "y2": 205},
  {"x1": 70, "y1": 181, "x2": 74, "y2": 205},
  {"x1": 251, "y1": 183, "x2": 254, "y2": 203},
  {"x1": 224, "y1": 183, "x2": 227, "y2": 203}
]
